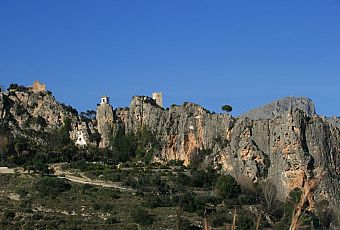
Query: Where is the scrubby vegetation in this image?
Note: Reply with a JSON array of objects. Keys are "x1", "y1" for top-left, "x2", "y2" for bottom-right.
[{"x1": 2, "y1": 158, "x2": 336, "y2": 229}]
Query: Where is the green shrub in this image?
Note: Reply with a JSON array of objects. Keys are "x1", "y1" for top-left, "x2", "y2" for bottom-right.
[
  {"x1": 36, "y1": 116, "x2": 47, "y2": 128},
  {"x1": 105, "y1": 217, "x2": 120, "y2": 224},
  {"x1": 92, "y1": 202, "x2": 113, "y2": 212},
  {"x1": 3, "y1": 211, "x2": 15, "y2": 221},
  {"x1": 16, "y1": 188, "x2": 28, "y2": 198},
  {"x1": 15, "y1": 104, "x2": 27, "y2": 116},
  {"x1": 209, "y1": 208, "x2": 232, "y2": 227},
  {"x1": 89, "y1": 131, "x2": 101, "y2": 146},
  {"x1": 221, "y1": 105, "x2": 232, "y2": 112},
  {"x1": 143, "y1": 194, "x2": 173, "y2": 208},
  {"x1": 237, "y1": 214, "x2": 255, "y2": 230},
  {"x1": 289, "y1": 187, "x2": 302, "y2": 204},
  {"x1": 167, "y1": 159, "x2": 184, "y2": 166},
  {"x1": 7, "y1": 83, "x2": 18, "y2": 91},
  {"x1": 36, "y1": 176, "x2": 71, "y2": 198},
  {"x1": 215, "y1": 174, "x2": 241, "y2": 199},
  {"x1": 112, "y1": 126, "x2": 160, "y2": 164},
  {"x1": 190, "y1": 167, "x2": 218, "y2": 188},
  {"x1": 176, "y1": 192, "x2": 215, "y2": 214},
  {"x1": 131, "y1": 207, "x2": 154, "y2": 226}
]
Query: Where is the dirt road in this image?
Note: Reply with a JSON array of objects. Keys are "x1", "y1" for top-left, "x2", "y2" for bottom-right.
[
  {"x1": 51, "y1": 164, "x2": 134, "y2": 192},
  {"x1": 0, "y1": 164, "x2": 134, "y2": 192},
  {"x1": 0, "y1": 167, "x2": 15, "y2": 174}
]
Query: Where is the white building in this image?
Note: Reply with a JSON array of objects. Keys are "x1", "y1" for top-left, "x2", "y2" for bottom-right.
[
  {"x1": 75, "y1": 131, "x2": 87, "y2": 146},
  {"x1": 100, "y1": 96, "x2": 110, "y2": 105}
]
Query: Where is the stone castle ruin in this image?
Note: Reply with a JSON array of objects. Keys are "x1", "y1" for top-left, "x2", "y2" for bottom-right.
[{"x1": 30, "y1": 80, "x2": 46, "y2": 92}]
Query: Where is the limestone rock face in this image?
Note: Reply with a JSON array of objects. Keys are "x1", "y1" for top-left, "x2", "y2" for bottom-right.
[
  {"x1": 96, "y1": 103, "x2": 114, "y2": 147},
  {"x1": 97, "y1": 96, "x2": 339, "y2": 206},
  {"x1": 2, "y1": 90, "x2": 339, "y2": 206},
  {"x1": 242, "y1": 96, "x2": 316, "y2": 120},
  {"x1": 122, "y1": 97, "x2": 232, "y2": 164},
  {"x1": 326, "y1": 116, "x2": 340, "y2": 129},
  {"x1": 0, "y1": 91, "x2": 78, "y2": 131},
  {"x1": 0, "y1": 90, "x2": 98, "y2": 146}
]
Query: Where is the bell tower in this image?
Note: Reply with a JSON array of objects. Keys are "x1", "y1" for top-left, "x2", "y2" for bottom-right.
[{"x1": 100, "y1": 96, "x2": 110, "y2": 105}]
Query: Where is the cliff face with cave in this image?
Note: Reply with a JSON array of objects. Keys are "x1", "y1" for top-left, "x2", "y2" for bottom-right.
[{"x1": 97, "y1": 96, "x2": 339, "y2": 205}]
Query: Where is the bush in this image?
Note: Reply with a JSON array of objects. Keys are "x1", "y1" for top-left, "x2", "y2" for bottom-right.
[
  {"x1": 176, "y1": 192, "x2": 216, "y2": 214},
  {"x1": 167, "y1": 159, "x2": 184, "y2": 166},
  {"x1": 209, "y1": 208, "x2": 232, "y2": 227},
  {"x1": 7, "y1": 83, "x2": 18, "y2": 91},
  {"x1": 92, "y1": 202, "x2": 113, "y2": 212},
  {"x1": 190, "y1": 167, "x2": 218, "y2": 188},
  {"x1": 16, "y1": 189, "x2": 28, "y2": 198},
  {"x1": 143, "y1": 194, "x2": 173, "y2": 208},
  {"x1": 105, "y1": 217, "x2": 120, "y2": 224},
  {"x1": 89, "y1": 131, "x2": 101, "y2": 146},
  {"x1": 36, "y1": 176, "x2": 71, "y2": 198},
  {"x1": 215, "y1": 175, "x2": 241, "y2": 200},
  {"x1": 131, "y1": 207, "x2": 154, "y2": 226},
  {"x1": 221, "y1": 105, "x2": 232, "y2": 112},
  {"x1": 112, "y1": 126, "x2": 160, "y2": 164},
  {"x1": 289, "y1": 187, "x2": 302, "y2": 204},
  {"x1": 24, "y1": 160, "x2": 52, "y2": 174},
  {"x1": 3, "y1": 211, "x2": 15, "y2": 221},
  {"x1": 237, "y1": 214, "x2": 255, "y2": 230},
  {"x1": 36, "y1": 116, "x2": 47, "y2": 128}
]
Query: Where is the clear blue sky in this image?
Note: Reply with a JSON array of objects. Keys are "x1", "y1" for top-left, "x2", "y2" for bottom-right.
[{"x1": 1, "y1": 0, "x2": 339, "y2": 116}]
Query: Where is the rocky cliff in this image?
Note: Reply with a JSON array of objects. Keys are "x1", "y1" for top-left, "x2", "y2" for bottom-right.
[
  {"x1": 241, "y1": 96, "x2": 316, "y2": 119},
  {"x1": 1, "y1": 88, "x2": 339, "y2": 206},
  {"x1": 0, "y1": 89, "x2": 95, "y2": 145},
  {"x1": 97, "y1": 96, "x2": 339, "y2": 206},
  {"x1": 96, "y1": 102, "x2": 114, "y2": 148}
]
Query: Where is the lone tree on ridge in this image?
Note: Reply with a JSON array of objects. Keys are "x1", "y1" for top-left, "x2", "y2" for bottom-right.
[{"x1": 222, "y1": 105, "x2": 232, "y2": 113}]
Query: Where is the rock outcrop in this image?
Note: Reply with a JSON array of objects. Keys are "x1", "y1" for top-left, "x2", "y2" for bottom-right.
[
  {"x1": 241, "y1": 96, "x2": 316, "y2": 119},
  {"x1": 1, "y1": 88, "x2": 339, "y2": 207},
  {"x1": 97, "y1": 102, "x2": 114, "y2": 147},
  {"x1": 0, "y1": 90, "x2": 77, "y2": 130},
  {"x1": 0, "y1": 89, "x2": 95, "y2": 146},
  {"x1": 96, "y1": 96, "x2": 339, "y2": 206},
  {"x1": 326, "y1": 116, "x2": 340, "y2": 129}
]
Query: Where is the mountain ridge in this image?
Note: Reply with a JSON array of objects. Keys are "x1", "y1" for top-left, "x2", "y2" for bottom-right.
[{"x1": 0, "y1": 86, "x2": 339, "y2": 209}]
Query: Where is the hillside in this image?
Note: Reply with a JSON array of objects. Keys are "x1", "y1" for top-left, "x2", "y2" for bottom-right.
[{"x1": 0, "y1": 83, "x2": 339, "y2": 229}]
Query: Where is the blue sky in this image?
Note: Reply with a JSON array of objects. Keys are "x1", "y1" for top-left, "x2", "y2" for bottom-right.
[{"x1": 1, "y1": 0, "x2": 339, "y2": 116}]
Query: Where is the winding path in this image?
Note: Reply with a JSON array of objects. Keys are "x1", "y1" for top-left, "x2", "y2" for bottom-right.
[{"x1": 0, "y1": 164, "x2": 134, "y2": 192}]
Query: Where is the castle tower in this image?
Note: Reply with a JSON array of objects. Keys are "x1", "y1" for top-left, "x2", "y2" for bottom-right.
[
  {"x1": 100, "y1": 96, "x2": 110, "y2": 105},
  {"x1": 152, "y1": 92, "x2": 163, "y2": 107},
  {"x1": 32, "y1": 80, "x2": 46, "y2": 92}
]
